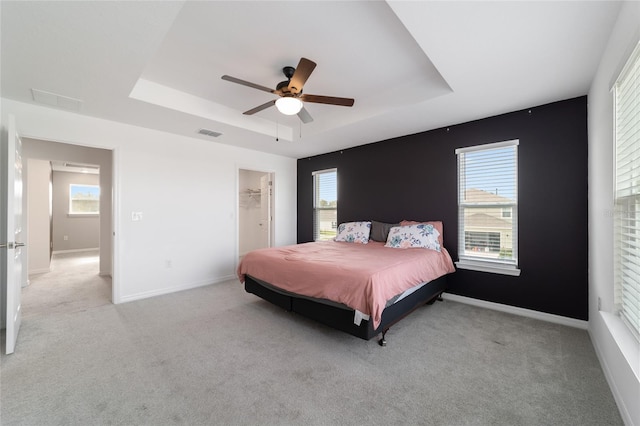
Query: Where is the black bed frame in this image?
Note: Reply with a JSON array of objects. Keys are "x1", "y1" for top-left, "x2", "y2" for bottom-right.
[{"x1": 244, "y1": 274, "x2": 447, "y2": 346}]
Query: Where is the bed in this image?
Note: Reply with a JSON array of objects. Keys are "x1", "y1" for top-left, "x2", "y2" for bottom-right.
[{"x1": 237, "y1": 220, "x2": 455, "y2": 345}]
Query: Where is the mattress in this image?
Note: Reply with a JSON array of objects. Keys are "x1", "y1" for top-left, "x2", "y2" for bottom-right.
[{"x1": 237, "y1": 240, "x2": 455, "y2": 328}]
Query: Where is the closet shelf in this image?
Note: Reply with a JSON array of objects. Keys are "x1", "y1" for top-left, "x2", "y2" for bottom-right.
[
  {"x1": 241, "y1": 188, "x2": 261, "y2": 197},
  {"x1": 240, "y1": 188, "x2": 261, "y2": 208}
]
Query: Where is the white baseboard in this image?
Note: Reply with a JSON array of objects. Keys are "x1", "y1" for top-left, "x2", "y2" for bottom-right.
[
  {"x1": 53, "y1": 248, "x2": 99, "y2": 255},
  {"x1": 442, "y1": 293, "x2": 588, "y2": 330},
  {"x1": 116, "y1": 274, "x2": 237, "y2": 304},
  {"x1": 29, "y1": 267, "x2": 51, "y2": 275}
]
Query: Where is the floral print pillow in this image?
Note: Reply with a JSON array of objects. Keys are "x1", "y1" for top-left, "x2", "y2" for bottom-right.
[
  {"x1": 334, "y1": 221, "x2": 371, "y2": 244},
  {"x1": 385, "y1": 224, "x2": 441, "y2": 252}
]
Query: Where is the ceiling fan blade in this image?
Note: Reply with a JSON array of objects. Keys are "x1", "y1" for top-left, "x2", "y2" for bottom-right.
[
  {"x1": 288, "y1": 58, "x2": 316, "y2": 94},
  {"x1": 299, "y1": 94, "x2": 354, "y2": 107},
  {"x1": 222, "y1": 75, "x2": 275, "y2": 94},
  {"x1": 243, "y1": 99, "x2": 276, "y2": 115},
  {"x1": 297, "y1": 106, "x2": 314, "y2": 124}
]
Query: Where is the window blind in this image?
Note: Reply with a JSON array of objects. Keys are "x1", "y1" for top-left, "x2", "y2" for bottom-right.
[
  {"x1": 456, "y1": 140, "x2": 519, "y2": 272},
  {"x1": 614, "y1": 42, "x2": 640, "y2": 338},
  {"x1": 312, "y1": 169, "x2": 337, "y2": 241}
]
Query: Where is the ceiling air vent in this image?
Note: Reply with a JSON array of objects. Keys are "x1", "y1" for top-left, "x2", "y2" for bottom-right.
[
  {"x1": 197, "y1": 128, "x2": 222, "y2": 138},
  {"x1": 32, "y1": 88, "x2": 83, "y2": 111}
]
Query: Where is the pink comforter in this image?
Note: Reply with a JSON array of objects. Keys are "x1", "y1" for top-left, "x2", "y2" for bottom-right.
[{"x1": 237, "y1": 241, "x2": 455, "y2": 329}]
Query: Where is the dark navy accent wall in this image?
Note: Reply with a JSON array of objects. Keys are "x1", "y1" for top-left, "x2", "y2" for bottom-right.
[{"x1": 297, "y1": 96, "x2": 588, "y2": 320}]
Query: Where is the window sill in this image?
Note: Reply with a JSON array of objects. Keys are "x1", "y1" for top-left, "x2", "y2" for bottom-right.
[
  {"x1": 600, "y1": 311, "x2": 640, "y2": 380},
  {"x1": 455, "y1": 260, "x2": 521, "y2": 276}
]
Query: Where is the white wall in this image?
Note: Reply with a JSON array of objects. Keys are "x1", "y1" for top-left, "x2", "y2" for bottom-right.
[
  {"x1": 26, "y1": 159, "x2": 51, "y2": 275},
  {"x1": 1, "y1": 98, "x2": 297, "y2": 304},
  {"x1": 587, "y1": 2, "x2": 640, "y2": 425}
]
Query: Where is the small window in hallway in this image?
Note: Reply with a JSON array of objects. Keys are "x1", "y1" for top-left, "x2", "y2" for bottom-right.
[{"x1": 69, "y1": 184, "x2": 100, "y2": 215}]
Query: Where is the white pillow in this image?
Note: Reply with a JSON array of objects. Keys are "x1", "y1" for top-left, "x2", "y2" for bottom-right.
[
  {"x1": 384, "y1": 224, "x2": 441, "y2": 252},
  {"x1": 334, "y1": 221, "x2": 371, "y2": 244}
]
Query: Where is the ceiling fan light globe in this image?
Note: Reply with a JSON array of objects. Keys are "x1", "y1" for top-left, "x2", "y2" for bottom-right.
[{"x1": 275, "y1": 97, "x2": 303, "y2": 115}]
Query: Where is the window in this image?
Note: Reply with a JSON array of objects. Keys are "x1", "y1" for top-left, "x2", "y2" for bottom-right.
[
  {"x1": 69, "y1": 184, "x2": 100, "y2": 215},
  {"x1": 313, "y1": 169, "x2": 337, "y2": 241},
  {"x1": 465, "y1": 231, "x2": 501, "y2": 253},
  {"x1": 456, "y1": 140, "x2": 520, "y2": 276},
  {"x1": 614, "y1": 41, "x2": 640, "y2": 338}
]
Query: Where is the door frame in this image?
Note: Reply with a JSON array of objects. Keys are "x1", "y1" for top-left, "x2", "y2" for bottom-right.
[
  {"x1": 19, "y1": 138, "x2": 118, "y2": 304},
  {"x1": 236, "y1": 166, "x2": 275, "y2": 264}
]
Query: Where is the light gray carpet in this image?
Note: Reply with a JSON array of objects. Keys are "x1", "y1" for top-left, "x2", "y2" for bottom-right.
[
  {"x1": 19, "y1": 249, "x2": 112, "y2": 319},
  {"x1": 0, "y1": 252, "x2": 623, "y2": 425}
]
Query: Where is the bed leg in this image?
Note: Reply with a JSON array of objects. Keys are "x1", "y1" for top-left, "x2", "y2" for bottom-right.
[
  {"x1": 379, "y1": 330, "x2": 388, "y2": 347},
  {"x1": 427, "y1": 292, "x2": 444, "y2": 305}
]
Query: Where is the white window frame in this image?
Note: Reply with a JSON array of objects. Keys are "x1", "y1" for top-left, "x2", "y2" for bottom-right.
[
  {"x1": 312, "y1": 168, "x2": 337, "y2": 242},
  {"x1": 455, "y1": 140, "x2": 521, "y2": 276},
  {"x1": 69, "y1": 184, "x2": 100, "y2": 216},
  {"x1": 613, "y1": 41, "x2": 640, "y2": 339}
]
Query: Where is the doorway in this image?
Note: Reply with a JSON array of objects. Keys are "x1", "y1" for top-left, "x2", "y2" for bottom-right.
[
  {"x1": 24, "y1": 160, "x2": 110, "y2": 317},
  {"x1": 22, "y1": 138, "x2": 114, "y2": 315},
  {"x1": 238, "y1": 169, "x2": 274, "y2": 259},
  {"x1": 24, "y1": 249, "x2": 110, "y2": 318}
]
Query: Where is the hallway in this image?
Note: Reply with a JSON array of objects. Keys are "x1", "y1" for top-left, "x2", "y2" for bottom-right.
[{"x1": 23, "y1": 250, "x2": 111, "y2": 319}]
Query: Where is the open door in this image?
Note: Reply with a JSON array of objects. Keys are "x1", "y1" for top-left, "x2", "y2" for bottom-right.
[
  {"x1": 259, "y1": 174, "x2": 272, "y2": 248},
  {"x1": 2, "y1": 115, "x2": 24, "y2": 354}
]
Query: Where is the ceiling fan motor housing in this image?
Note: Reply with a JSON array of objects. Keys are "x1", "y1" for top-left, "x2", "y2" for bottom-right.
[
  {"x1": 277, "y1": 66, "x2": 298, "y2": 94},
  {"x1": 282, "y1": 66, "x2": 295, "y2": 79},
  {"x1": 276, "y1": 80, "x2": 292, "y2": 94}
]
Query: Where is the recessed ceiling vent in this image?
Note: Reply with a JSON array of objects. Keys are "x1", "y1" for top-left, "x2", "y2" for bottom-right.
[
  {"x1": 31, "y1": 88, "x2": 83, "y2": 111},
  {"x1": 197, "y1": 128, "x2": 222, "y2": 138}
]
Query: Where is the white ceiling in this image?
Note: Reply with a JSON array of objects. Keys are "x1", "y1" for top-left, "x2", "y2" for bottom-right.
[{"x1": 1, "y1": 1, "x2": 622, "y2": 159}]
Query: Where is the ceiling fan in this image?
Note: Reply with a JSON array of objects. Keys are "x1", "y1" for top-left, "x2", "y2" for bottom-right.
[{"x1": 221, "y1": 57, "x2": 354, "y2": 124}]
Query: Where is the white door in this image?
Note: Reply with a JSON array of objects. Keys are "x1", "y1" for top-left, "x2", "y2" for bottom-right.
[
  {"x1": 259, "y1": 174, "x2": 272, "y2": 248},
  {"x1": 2, "y1": 115, "x2": 24, "y2": 354}
]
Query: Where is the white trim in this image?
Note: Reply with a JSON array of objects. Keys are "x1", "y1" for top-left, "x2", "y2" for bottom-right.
[
  {"x1": 52, "y1": 248, "x2": 99, "y2": 254},
  {"x1": 311, "y1": 167, "x2": 337, "y2": 176},
  {"x1": 455, "y1": 260, "x2": 521, "y2": 276},
  {"x1": 600, "y1": 311, "x2": 640, "y2": 379},
  {"x1": 456, "y1": 140, "x2": 519, "y2": 270},
  {"x1": 112, "y1": 147, "x2": 120, "y2": 304},
  {"x1": 117, "y1": 274, "x2": 236, "y2": 304},
  {"x1": 235, "y1": 165, "x2": 277, "y2": 276},
  {"x1": 455, "y1": 138, "x2": 519, "y2": 155},
  {"x1": 28, "y1": 267, "x2": 51, "y2": 275},
  {"x1": 442, "y1": 293, "x2": 588, "y2": 329},
  {"x1": 312, "y1": 168, "x2": 338, "y2": 242},
  {"x1": 590, "y1": 313, "x2": 638, "y2": 426}
]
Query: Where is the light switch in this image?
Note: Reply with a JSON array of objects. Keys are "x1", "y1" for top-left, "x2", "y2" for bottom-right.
[{"x1": 131, "y1": 212, "x2": 143, "y2": 221}]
